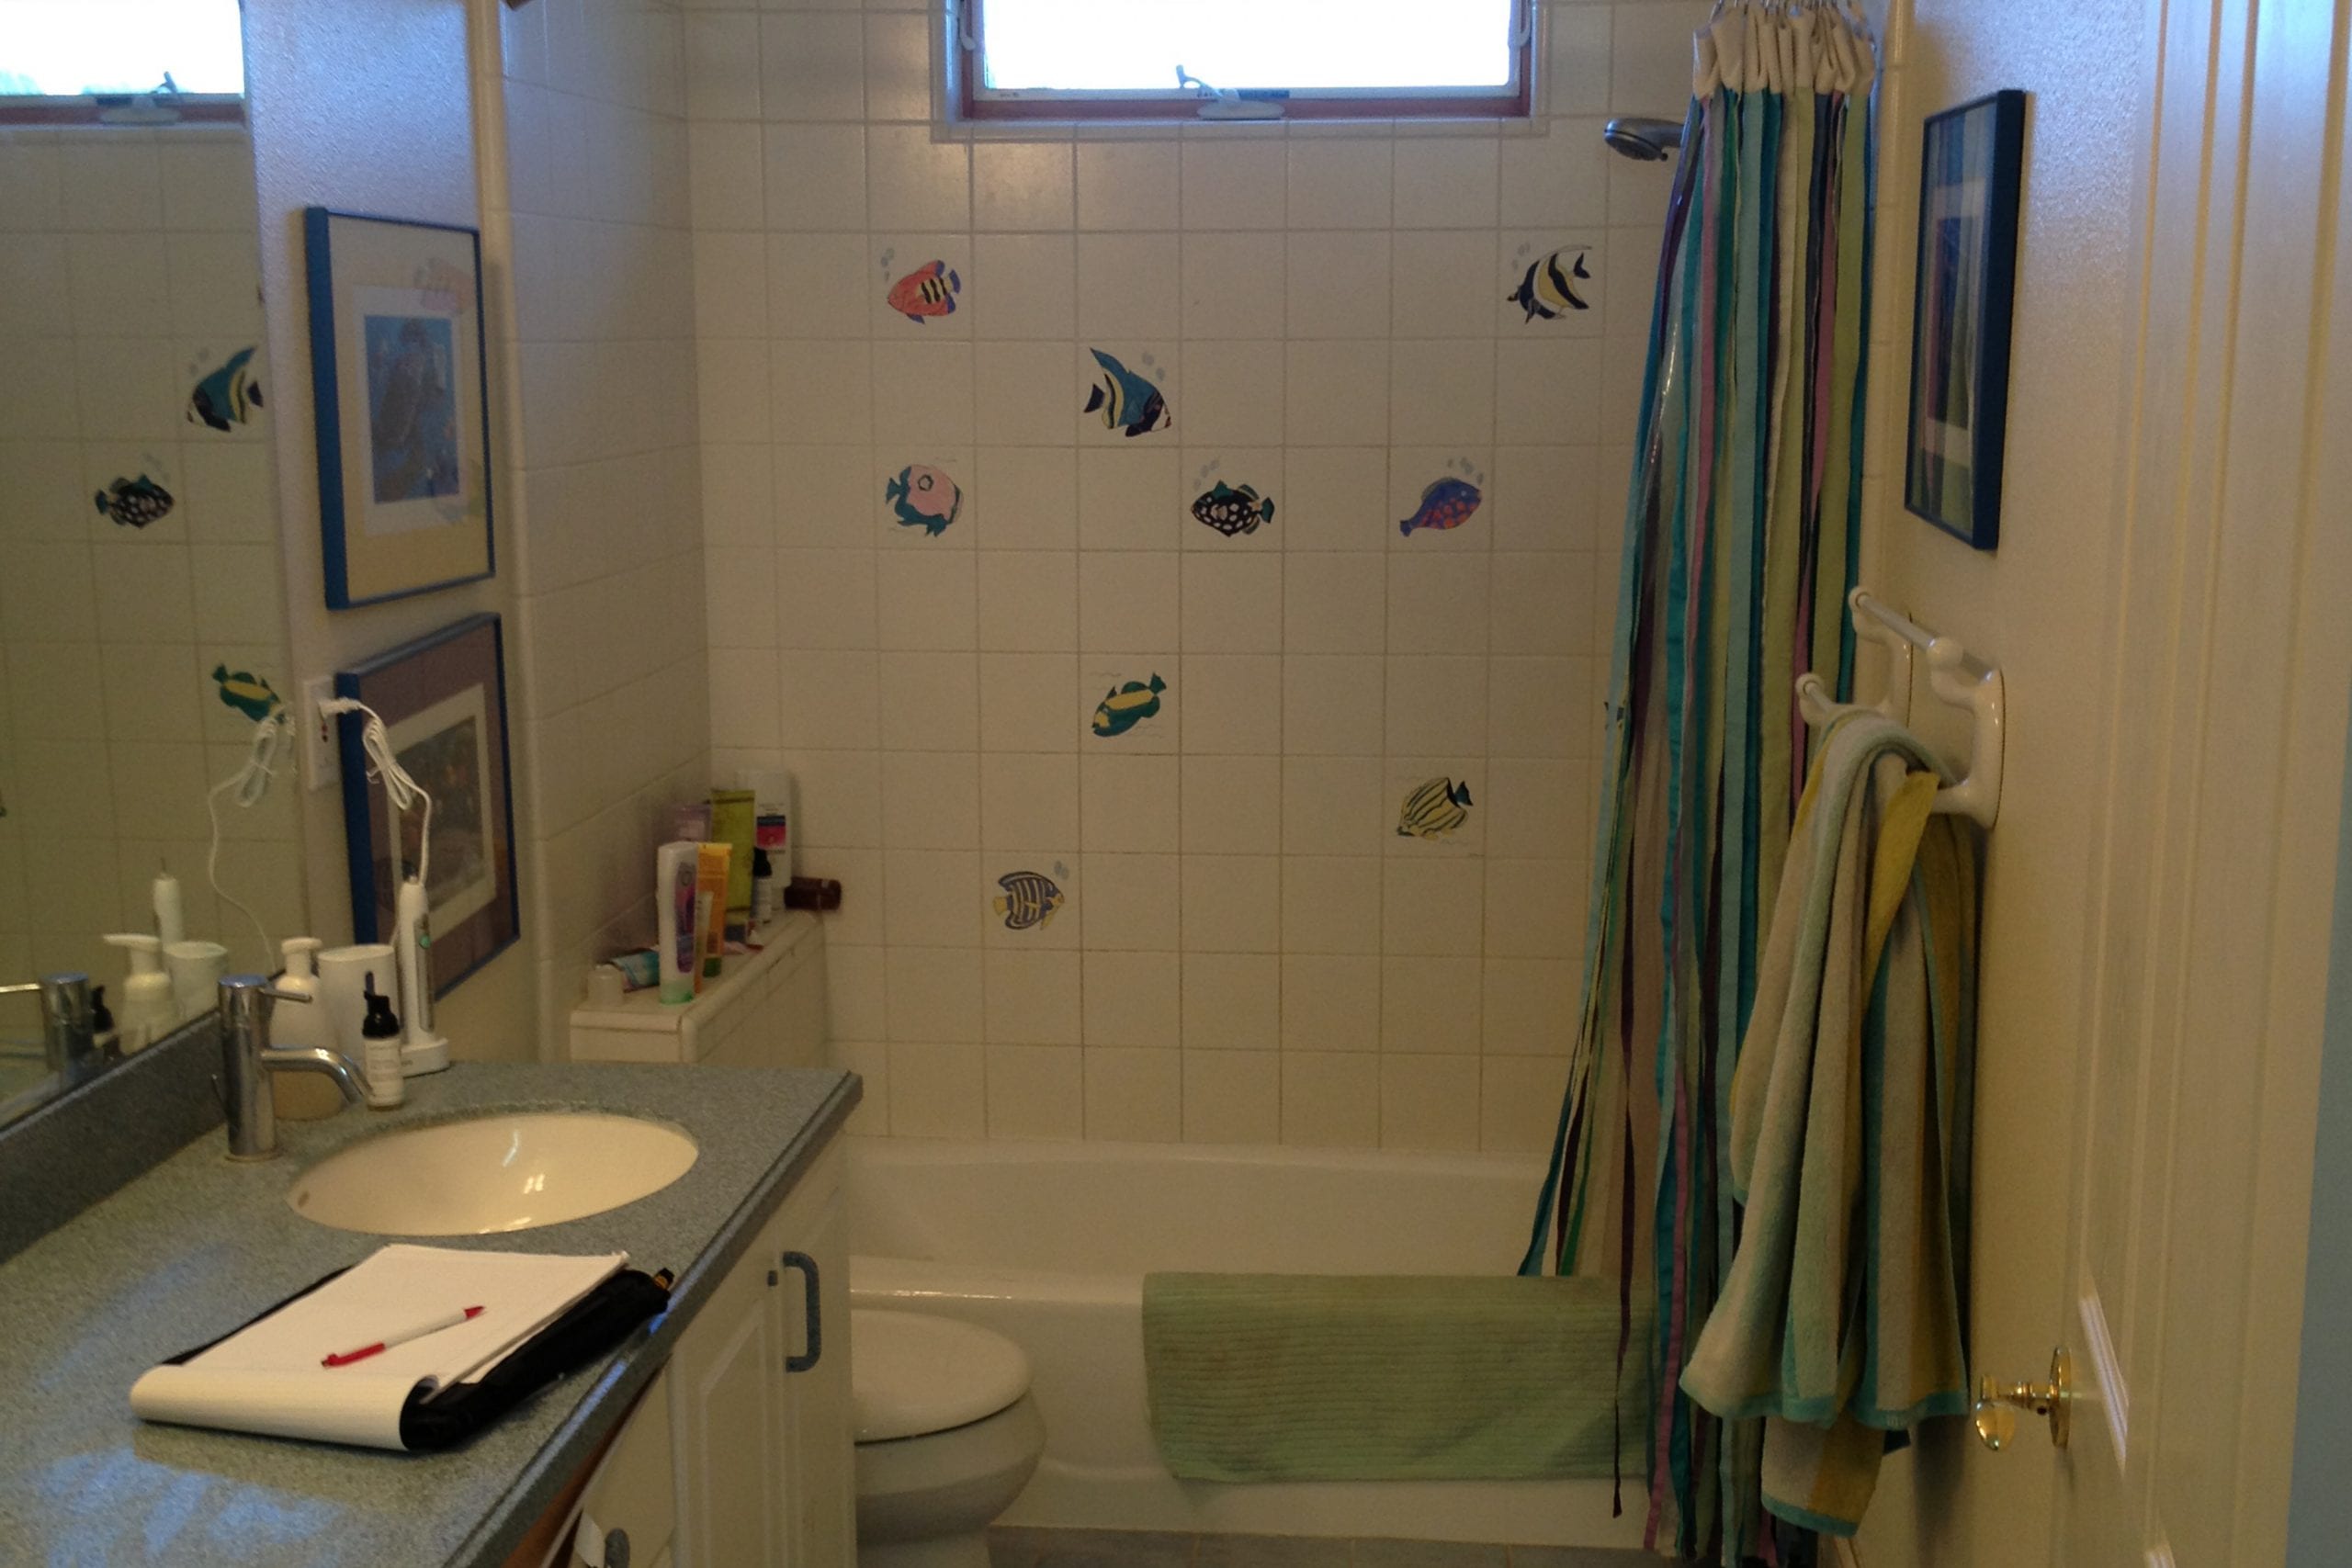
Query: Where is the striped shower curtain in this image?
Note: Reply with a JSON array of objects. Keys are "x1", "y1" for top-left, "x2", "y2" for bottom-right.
[{"x1": 1521, "y1": 6, "x2": 1879, "y2": 1562}]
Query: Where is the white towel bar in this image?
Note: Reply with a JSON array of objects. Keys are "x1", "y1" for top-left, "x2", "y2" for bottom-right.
[{"x1": 1795, "y1": 586, "x2": 2006, "y2": 828}]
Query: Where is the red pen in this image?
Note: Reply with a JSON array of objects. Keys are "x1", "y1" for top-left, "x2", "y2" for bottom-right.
[{"x1": 322, "y1": 1305, "x2": 485, "y2": 1368}]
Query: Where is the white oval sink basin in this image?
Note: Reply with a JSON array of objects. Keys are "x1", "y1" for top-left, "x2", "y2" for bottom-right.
[{"x1": 288, "y1": 1112, "x2": 698, "y2": 1235}]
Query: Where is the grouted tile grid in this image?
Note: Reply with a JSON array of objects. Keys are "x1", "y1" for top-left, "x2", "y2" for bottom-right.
[{"x1": 988, "y1": 1528, "x2": 1654, "y2": 1567}]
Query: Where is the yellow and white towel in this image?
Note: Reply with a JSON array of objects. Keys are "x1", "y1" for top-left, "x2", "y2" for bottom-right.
[{"x1": 1679, "y1": 711, "x2": 1980, "y2": 1535}]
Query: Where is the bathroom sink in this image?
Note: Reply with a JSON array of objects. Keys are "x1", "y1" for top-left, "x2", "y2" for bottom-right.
[{"x1": 288, "y1": 1111, "x2": 698, "y2": 1235}]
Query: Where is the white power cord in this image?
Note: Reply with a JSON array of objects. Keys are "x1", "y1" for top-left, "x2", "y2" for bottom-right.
[
  {"x1": 319, "y1": 697, "x2": 433, "y2": 896},
  {"x1": 206, "y1": 706, "x2": 293, "y2": 962}
]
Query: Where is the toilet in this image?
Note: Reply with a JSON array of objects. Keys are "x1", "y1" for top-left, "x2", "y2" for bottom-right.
[{"x1": 852, "y1": 1308, "x2": 1046, "y2": 1568}]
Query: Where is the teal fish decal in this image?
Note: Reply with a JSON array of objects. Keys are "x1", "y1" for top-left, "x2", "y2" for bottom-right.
[
  {"x1": 1399, "y1": 477, "x2": 1483, "y2": 537},
  {"x1": 1396, "y1": 775, "x2": 1474, "y2": 840},
  {"x1": 1091, "y1": 672, "x2": 1166, "y2": 738},
  {"x1": 884, "y1": 464, "x2": 962, "y2": 536},
  {"x1": 94, "y1": 474, "x2": 174, "y2": 528},
  {"x1": 211, "y1": 664, "x2": 282, "y2": 723},
  {"x1": 1192, "y1": 480, "x2": 1275, "y2": 537},
  {"x1": 993, "y1": 869, "x2": 1066, "y2": 931},
  {"x1": 1083, "y1": 349, "x2": 1171, "y2": 438},
  {"x1": 188, "y1": 345, "x2": 264, "y2": 432}
]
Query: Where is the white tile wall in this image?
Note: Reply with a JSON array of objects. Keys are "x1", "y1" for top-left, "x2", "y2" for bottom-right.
[
  {"x1": 691, "y1": 0, "x2": 1709, "y2": 1147},
  {"x1": 0, "y1": 126, "x2": 302, "y2": 991},
  {"x1": 500, "y1": 0, "x2": 712, "y2": 1051}
]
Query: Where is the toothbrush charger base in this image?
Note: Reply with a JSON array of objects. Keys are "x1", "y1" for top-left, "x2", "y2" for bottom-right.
[{"x1": 401, "y1": 1036, "x2": 451, "y2": 1076}]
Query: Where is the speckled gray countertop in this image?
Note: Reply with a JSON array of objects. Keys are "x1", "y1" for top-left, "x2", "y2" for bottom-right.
[{"x1": 0, "y1": 1060, "x2": 860, "y2": 1568}]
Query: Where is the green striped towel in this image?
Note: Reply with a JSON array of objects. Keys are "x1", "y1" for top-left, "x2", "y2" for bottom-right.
[{"x1": 1142, "y1": 1272, "x2": 1647, "y2": 1483}]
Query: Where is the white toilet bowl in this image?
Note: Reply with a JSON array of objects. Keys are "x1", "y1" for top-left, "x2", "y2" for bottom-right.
[{"x1": 853, "y1": 1308, "x2": 1046, "y2": 1568}]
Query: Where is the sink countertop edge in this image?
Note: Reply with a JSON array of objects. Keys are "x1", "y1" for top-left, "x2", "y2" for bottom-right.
[{"x1": 0, "y1": 1061, "x2": 864, "y2": 1568}]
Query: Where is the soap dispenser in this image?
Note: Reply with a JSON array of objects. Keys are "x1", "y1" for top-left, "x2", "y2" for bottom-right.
[
  {"x1": 103, "y1": 933, "x2": 174, "y2": 1052},
  {"x1": 271, "y1": 939, "x2": 330, "y2": 1050},
  {"x1": 359, "y1": 975, "x2": 405, "y2": 1110}
]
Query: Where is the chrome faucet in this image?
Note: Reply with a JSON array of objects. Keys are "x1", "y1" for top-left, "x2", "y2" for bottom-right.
[
  {"x1": 218, "y1": 974, "x2": 366, "y2": 1160},
  {"x1": 0, "y1": 973, "x2": 100, "y2": 1087}
]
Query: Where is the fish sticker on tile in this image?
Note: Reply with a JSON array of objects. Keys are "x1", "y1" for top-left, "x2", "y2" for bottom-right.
[
  {"x1": 94, "y1": 473, "x2": 174, "y2": 529},
  {"x1": 1084, "y1": 349, "x2": 1171, "y2": 438},
  {"x1": 1399, "y1": 472, "x2": 1484, "y2": 538},
  {"x1": 1397, "y1": 775, "x2": 1475, "y2": 840},
  {"x1": 886, "y1": 259, "x2": 961, "y2": 323},
  {"x1": 187, "y1": 345, "x2": 264, "y2": 432},
  {"x1": 993, "y1": 866, "x2": 1068, "y2": 931},
  {"x1": 885, "y1": 464, "x2": 962, "y2": 536},
  {"x1": 1091, "y1": 672, "x2": 1166, "y2": 738},
  {"x1": 1192, "y1": 479, "x2": 1275, "y2": 538},
  {"x1": 1508, "y1": 246, "x2": 1593, "y2": 321},
  {"x1": 211, "y1": 664, "x2": 283, "y2": 723}
]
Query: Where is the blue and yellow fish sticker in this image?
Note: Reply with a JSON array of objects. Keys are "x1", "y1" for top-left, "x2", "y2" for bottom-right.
[
  {"x1": 1396, "y1": 775, "x2": 1474, "y2": 840},
  {"x1": 188, "y1": 345, "x2": 264, "y2": 432},
  {"x1": 1083, "y1": 349, "x2": 1170, "y2": 438},
  {"x1": 993, "y1": 869, "x2": 1066, "y2": 931},
  {"x1": 94, "y1": 474, "x2": 174, "y2": 528},
  {"x1": 1091, "y1": 672, "x2": 1166, "y2": 738},
  {"x1": 211, "y1": 664, "x2": 283, "y2": 723}
]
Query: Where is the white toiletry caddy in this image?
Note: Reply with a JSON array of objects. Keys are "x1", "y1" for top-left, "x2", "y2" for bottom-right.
[{"x1": 569, "y1": 911, "x2": 828, "y2": 1071}]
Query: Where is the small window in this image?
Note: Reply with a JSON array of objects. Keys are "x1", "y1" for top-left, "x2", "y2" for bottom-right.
[
  {"x1": 958, "y1": 0, "x2": 1532, "y2": 122},
  {"x1": 2, "y1": 0, "x2": 244, "y2": 122}
]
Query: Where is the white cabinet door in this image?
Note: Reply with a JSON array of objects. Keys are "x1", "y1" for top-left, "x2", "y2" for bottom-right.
[
  {"x1": 670, "y1": 1231, "x2": 789, "y2": 1568},
  {"x1": 775, "y1": 1173, "x2": 854, "y2": 1564}
]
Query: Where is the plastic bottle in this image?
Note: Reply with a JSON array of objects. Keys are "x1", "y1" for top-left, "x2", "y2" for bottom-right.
[
  {"x1": 360, "y1": 973, "x2": 404, "y2": 1109},
  {"x1": 103, "y1": 934, "x2": 175, "y2": 1052}
]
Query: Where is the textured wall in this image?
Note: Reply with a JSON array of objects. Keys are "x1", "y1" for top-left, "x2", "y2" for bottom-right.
[
  {"x1": 690, "y1": 0, "x2": 1709, "y2": 1145},
  {"x1": 0, "y1": 124, "x2": 301, "y2": 992},
  {"x1": 494, "y1": 0, "x2": 710, "y2": 1057}
]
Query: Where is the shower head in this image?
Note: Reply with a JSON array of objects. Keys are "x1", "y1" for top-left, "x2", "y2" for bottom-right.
[{"x1": 1603, "y1": 117, "x2": 1686, "y2": 161}]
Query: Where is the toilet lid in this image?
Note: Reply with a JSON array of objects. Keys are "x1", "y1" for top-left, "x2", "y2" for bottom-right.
[{"x1": 850, "y1": 1309, "x2": 1032, "y2": 1441}]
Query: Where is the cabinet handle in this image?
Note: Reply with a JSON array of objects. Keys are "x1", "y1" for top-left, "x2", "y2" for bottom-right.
[{"x1": 781, "y1": 1250, "x2": 821, "y2": 1372}]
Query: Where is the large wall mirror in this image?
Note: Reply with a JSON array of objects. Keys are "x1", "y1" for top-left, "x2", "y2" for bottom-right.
[{"x1": 0, "y1": 2, "x2": 303, "y2": 1122}]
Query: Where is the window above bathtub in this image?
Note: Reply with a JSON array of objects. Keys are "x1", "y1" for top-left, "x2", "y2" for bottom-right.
[
  {"x1": 1, "y1": 0, "x2": 245, "y2": 124},
  {"x1": 954, "y1": 0, "x2": 1534, "y2": 123}
]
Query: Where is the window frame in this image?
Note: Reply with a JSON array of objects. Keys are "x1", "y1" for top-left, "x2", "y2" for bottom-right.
[
  {"x1": 951, "y1": 0, "x2": 1536, "y2": 124},
  {"x1": 0, "y1": 94, "x2": 245, "y2": 127}
]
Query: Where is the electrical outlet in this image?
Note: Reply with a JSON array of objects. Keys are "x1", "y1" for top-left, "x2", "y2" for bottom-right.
[{"x1": 302, "y1": 675, "x2": 341, "y2": 791}]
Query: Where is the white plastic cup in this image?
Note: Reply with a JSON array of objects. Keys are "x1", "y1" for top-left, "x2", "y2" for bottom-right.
[
  {"x1": 164, "y1": 941, "x2": 228, "y2": 1023},
  {"x1": 316, "y1": 943, "x2": 396, "y2": 1061}
]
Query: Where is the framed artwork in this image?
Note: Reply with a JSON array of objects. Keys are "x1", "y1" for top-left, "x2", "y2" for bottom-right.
[
  {"x1": 334, "y1": 614, "x2": 519, "y2": 998},
  {"x1": 1904, "y1": 89, "x2": 2026, "y2": 551},
  {"x1": 304, "y1": 207, "x2": 496, "y2": 607}
]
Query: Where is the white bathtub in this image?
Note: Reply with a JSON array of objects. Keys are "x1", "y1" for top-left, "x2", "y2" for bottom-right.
[{"x1": 846, "y1": 1136, "x2": 1644, "y2": 1549}]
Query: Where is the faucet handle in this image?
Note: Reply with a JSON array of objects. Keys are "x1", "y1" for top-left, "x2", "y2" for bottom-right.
[{"x1": 218, "y1": 974, "x2": 311, "y2": 1006}]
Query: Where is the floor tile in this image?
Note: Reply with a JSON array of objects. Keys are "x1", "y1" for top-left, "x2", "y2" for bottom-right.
[
  {"x1": 995, "y1": 1526, "x2": 1200, "y2": 1567},
  {"x1": 1354, "y1": 1541, "x2": 1509, "y2": 1567},
  {"x1": 1193, "y1": 1534, "x2": 1351, "y2": 1567}
]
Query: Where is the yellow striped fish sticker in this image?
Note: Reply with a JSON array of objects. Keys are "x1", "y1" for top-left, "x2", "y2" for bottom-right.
[
  {"x1": 993, "y1": 869, "x2": 1066, "y2": 931},
  {"x1": 1396, "y1": 776, "x2": 1475, "y2": 840}
]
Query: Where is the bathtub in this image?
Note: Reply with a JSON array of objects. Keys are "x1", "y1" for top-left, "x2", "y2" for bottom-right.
[{"x1": 846, "y1": 1136, "x2": 1645, "y2": 1549}]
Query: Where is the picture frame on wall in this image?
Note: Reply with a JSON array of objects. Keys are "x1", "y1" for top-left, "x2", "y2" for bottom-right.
[
  {"x1": 334, "y1": 614, "x2": 519, "y2": 999},
  {"x1": 1904, "y1": 89, "x2": 2027, "y2": 552},
  {"x1": 304, "y1": 207, "x2": 496, "y2": 607}
]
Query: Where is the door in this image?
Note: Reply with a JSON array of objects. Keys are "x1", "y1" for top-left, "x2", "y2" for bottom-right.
[
  {"x1": 672, "y1": 1234, "x2": 791, "y2": 1568},
  {"x1": 2032, "y1": 1, "x2": 2352, "y2": 1562},
  {"x1": 776, "y1": 1166, "x2": 855, "y2": 1564}
]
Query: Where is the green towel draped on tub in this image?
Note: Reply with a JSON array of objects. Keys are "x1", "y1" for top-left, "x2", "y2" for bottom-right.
[{"x1": 1141, "y1": 1272, "x2": 1646, "y2": 1483}]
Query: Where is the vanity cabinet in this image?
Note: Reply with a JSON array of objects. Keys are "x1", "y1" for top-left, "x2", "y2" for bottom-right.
[{"x1": 670, "y1": 1140, "x2": 853, "y2": 1568}]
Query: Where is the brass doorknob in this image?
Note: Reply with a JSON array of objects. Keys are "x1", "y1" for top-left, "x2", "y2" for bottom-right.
[{"x1": 1972, "y1": 1348, "x2": 2071, "y2": 1450}]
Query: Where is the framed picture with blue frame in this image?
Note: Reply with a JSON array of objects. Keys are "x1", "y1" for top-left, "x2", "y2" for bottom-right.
[
  {"x1": 334, "y1": 614, "x2": 519, "y2": 999},
  {"x1": 304, "y1": 207, "x2": 496, "y2": 607},
  {"x1": 1904, "y1": 89, "x2": 2026, "y2": 551}
]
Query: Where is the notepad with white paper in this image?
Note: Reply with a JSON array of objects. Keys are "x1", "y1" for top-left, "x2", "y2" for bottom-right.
[{"x1": 130, "y1": 1245, "x2": 628, "y2": 1450}]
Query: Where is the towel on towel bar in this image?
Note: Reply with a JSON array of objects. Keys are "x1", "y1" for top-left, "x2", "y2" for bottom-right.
[
  {"x1": 1679, "y1": 711, "x2": 1981, "y2": 1537},
  {"x1": 1141, "y1": 1272, "x2": 1645, "y2": 1483}
]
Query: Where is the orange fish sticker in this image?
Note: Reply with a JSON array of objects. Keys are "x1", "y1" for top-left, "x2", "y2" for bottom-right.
[{"x1": 886, "y1": 260, "x2": 961, "y2": 322}]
